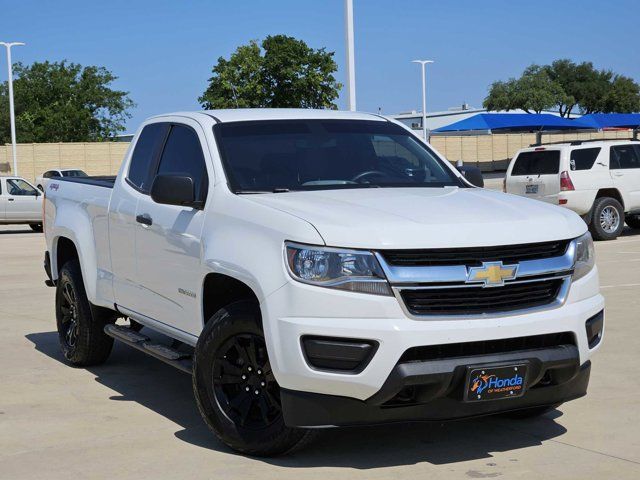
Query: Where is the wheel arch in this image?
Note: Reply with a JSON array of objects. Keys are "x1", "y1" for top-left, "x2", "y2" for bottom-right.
[
  {"x1": 595, "y1": 188, "x2": 625, "y2": 211},
  {"x1": 201, "y1": 273, "x2": 261, "y2": 327}
]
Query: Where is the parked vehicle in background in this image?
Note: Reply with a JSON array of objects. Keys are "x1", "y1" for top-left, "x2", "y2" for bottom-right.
[
  {"x1": 0, "y1": 176, "x2": 43, "y2": 231},
  {"x1": 35, "y1": 169, "x2": 88, "y2": 191},
  {"x1": 44, "y1": 109, "x2": 603, "y2": 456},
  {"x1": 505, "y1": 139, "x2": 640, "y2": 240}
]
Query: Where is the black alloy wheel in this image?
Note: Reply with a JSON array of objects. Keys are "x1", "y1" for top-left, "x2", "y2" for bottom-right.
[
  {"x1": 59, "y1": 282, "x2": 80, "y2": 350},
  {"x1": 212, "y1": 334, "x2": 281, "y2": 430}
]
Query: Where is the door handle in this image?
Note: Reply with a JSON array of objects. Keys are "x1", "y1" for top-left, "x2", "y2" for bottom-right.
[
  {"x1": 136, "y1": 214, "x2": 153, "y2": 226},
  {"x1": 613, "y1": 172, "x2": 624, "y2": 177},
  {"x1": 8, "y1": 198, "x2": 14, "y2": 201}
]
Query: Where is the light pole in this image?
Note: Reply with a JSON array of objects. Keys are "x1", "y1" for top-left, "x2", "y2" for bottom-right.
[
  {"x1": 412, "y1": 59, "x2": 434, "y2": 141},
  {"x1": 344, "y1": 0, "x2": 356, "y2": 111},
  {"x1": 0, "y1": 42, "x2": 25, "y2": 176}
]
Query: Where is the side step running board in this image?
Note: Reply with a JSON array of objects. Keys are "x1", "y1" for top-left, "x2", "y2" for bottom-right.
[{"x1": 104, "y1": 324, "x2": 193, "y2": 374}]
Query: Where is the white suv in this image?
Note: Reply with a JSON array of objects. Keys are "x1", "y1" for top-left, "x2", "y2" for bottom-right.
[{"x1": 505, "y1": 140, "x2": 640, "y2": 240}]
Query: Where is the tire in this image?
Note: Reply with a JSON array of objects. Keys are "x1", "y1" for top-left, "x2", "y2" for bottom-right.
[
  {"x1": 55, "y1": 259, "x2": 115, "y2": 366},
  {"x1": 626, "y1": 214, "x2": 640, "y2": 229},
  {"x1": 193, "y1": 300, "x2": 314, "y2": 456},
  {"x1": 589, "y1": 197, "x2": 625, "y2": 240},
  {"x1": 499, "y1": 403, "x2": 561, "y2": 419},
  {"x1": 29, "y1": 223, "x2": 43, "y2": 232}
]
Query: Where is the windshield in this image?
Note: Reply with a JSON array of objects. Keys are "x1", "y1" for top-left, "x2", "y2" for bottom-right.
[
  {"x1": 511, "y1": 150, "x2": 560, "y2": 176},
  {"x1": 62, "y1": 170, "x2": 88, "y2": 177},
  {"x1": 213, "y1": 120, "x2": 461, "y2": 192}
]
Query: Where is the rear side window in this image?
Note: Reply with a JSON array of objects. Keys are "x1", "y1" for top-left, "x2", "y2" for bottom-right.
[
  {"x1": 570, "y1": 148, "x2": 601, "y2": 171},
  {"x1": 610, "y1": 145, "x2": 640, "y2": 170},
  {"x1": 156, "y1": 124, "x2": 208, "y2": 202},
  {"x1": 511, "y1": 150, "x2": 560, "y2": 176},
  {"x1": 127, "y1": 123, "x2": 167, "y2": 192}
]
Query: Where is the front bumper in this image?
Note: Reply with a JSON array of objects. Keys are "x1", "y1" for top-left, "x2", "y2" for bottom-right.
[
  {"x1": 263, "y1": 266, "x2": 603, "y2": 398},
  {"x1": 282, "y1": 360, "x2": 590, "y2": 427}
]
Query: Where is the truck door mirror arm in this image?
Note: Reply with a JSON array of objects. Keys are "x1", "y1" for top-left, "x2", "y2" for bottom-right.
[{"x1": 456, "y1": 165, "x2": 484, "y2": 188}]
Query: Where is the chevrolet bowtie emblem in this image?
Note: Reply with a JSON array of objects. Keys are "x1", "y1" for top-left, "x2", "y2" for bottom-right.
[{"x1": 467, "y1": 261, "x2": 518, "y2": 287}]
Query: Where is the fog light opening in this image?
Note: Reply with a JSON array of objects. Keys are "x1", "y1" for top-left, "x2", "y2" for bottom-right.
[{"x1": 585, "y1": 310, "x2": 604, "y2": 349}]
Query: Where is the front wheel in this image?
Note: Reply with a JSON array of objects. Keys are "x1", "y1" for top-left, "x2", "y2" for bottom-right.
[
  {"x1": 192, "y1": 300, "x2": 314, "y2": 456},
  {"x1": 589, "y1": 197, "x2": 624, "y2": 240},
  {"x1": 626, "y1": 215, "x2": 640, "y2": 230}
]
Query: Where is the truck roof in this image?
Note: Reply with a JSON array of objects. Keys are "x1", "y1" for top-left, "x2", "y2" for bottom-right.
[{"x1": 149, "y1": 109, "x2": 386, "y2": 124}]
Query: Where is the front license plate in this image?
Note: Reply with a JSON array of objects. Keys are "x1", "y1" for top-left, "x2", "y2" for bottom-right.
[
  {"x1": 465, "y1": 364, "x2": 527, "y2": 402},
  {"x1": 525, "y1": 184, "x2": 539, "y2": 194}
]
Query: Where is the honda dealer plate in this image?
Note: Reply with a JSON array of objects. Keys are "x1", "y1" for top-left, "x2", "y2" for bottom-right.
[{"x1": 465, "y1": 364, "x2": 528, "y2": 402}]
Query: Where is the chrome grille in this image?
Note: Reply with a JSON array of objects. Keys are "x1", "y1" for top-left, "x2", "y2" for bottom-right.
[
  {"x1": 376, "y1": 239, "x2": 576, "y2": 318},
  {"x1": 380, "y1": 239, "x2": 571, "y2": 267},
  {"x1": 400, "y1": 278, "x2": 565, "y2": 316}
]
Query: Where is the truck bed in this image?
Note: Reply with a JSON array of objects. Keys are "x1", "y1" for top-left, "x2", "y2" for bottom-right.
[{"x1": 55, "y1": 175, "x2": 116, "y2": 188}]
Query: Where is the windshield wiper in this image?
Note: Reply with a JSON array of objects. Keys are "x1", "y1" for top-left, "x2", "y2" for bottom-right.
[{"x1": 235, "y1": 188, "x2": 291, "y2": 194}]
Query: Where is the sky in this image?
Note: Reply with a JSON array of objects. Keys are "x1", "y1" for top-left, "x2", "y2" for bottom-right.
[{"x1": 1, "y1": 0, "x2": 639, "y2": 132}]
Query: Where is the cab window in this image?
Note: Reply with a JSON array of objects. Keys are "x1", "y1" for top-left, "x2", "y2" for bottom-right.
[
  {"x1": 610, "y1": 145, "x2": 640, "y2": 170},
  {"x1": 127, "y1": 123, "x2": 168, "y2": 193},
  {"x1": 7, "y1": 179, "x2": 38, "y2": 196},
  {"x1": 155, "y1": 124, "x2": 208, "y2": 202}
]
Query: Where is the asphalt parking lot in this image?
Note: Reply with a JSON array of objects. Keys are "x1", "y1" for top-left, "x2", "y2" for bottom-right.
[{"x1": 1, "y1": 224, "x2": 639, "y2": 480}]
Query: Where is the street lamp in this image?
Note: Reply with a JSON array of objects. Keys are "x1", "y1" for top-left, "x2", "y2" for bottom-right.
[
  {"x1": 412, "y1": 59, "x2": 434, "y2": 141},
  {"x1": 344, "y1": 0, "x2": 356, "y2": 111},
  {"x1": 0, "y1": 42, "x2": 25, "y2": 176}
]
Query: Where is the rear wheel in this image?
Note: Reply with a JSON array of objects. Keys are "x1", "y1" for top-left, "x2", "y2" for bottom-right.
[
  {"x1": 55, "y1": 259, "x2": 115, "y2": 366},
  {"x1": 589, "y1": 197, "x2": 624, "y2": 240},
  {"x1": 193, "y1": 300, "x2": 313, "y2": 456},
  {"x1": 626, "y1": 215, "x2": 640, "y2": 229}
]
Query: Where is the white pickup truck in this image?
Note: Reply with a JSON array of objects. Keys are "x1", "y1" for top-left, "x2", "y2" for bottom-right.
[
  {"x1": 43, "y1": 109, "x2": 604, "y2": 456},
  {"x1": 0, "y1": 176, "x2": 43, "y2": 231}
]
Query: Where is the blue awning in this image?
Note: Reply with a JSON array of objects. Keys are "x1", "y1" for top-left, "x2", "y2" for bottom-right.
[
  {"x1": 574, "y1": 113, "x2": 640, "y2": 129},
  {"x1": 433, "y1": 113, "x2": 591, "y2": 132}
]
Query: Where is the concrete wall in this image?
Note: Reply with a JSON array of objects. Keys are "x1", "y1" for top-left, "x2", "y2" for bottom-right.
[
  {"x1": 0, "y1": 142, "x2": 130, "y2": 183},
  {"x1": 1, "y1": 129, "x2": 636, "y2": 182}
]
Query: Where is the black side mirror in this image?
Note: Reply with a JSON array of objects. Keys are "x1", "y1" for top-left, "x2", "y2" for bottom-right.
[
  {"x1": 150, "y1": 174, "x2": 200, "y2": 208},
  {"x1": 457, "y1": 165, "x2": 484, "y2": 188}
]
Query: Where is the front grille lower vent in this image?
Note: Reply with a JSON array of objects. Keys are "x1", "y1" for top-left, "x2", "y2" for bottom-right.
[
  {"x1": 381, "y1": 239, "x2": 570, "y2": 267},
  {"x1": 399, "y1": 331, "x2": 575, "y2": 363},
  {"x1": 400, "y1": 278, "x2": 564, "y2": 316}
]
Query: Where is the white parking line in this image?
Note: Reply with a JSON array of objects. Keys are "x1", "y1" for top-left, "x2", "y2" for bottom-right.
[{"x1": 601, "y1": 283, "x2": 640, "y2": 289}]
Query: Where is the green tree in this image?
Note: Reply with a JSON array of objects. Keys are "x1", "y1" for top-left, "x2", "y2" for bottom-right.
[
  {"x1": 483, "y1": 65, "x2": 566, "y2": 114},
  {"x1": 199, "y1": 35, "x2": 342, "y2": 109},
  {"x1": 0, "y1": 61, "x2": 134, "y2": 143},
  {"x1": 484, "y1": 59, "x2": 640, "y2": 116}
]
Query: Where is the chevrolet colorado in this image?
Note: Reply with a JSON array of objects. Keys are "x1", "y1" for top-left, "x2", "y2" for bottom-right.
[{"x1": 43, "y1": 109, "x2": 604, "y2": 456}]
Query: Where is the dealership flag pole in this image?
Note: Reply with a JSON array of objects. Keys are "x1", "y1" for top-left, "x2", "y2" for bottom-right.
[{"x1": 345, "y1": 0, "x2": 356, "y2": 111}]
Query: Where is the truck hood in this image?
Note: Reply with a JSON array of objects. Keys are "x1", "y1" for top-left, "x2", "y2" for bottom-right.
[{"x1": 244, "y1": 187, "x2": 587, "y2": 249}]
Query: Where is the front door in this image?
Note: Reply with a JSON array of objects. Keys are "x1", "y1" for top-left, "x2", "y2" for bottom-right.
[
  {"x1": 5, "y1": 178, "x2": 42, "y2": 221},
  {"x1": 134, "y1": 121, "x2": 210, "y2": 336},
  {"x1": 610, "y1": 145, "x2": 640, "y2": 210}
]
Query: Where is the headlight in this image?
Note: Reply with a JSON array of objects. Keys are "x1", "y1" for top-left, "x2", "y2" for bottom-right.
[
  {"x1": 285, "y1": 242, "x2": 392, "y2": 296},
  {"x1": 573, "y1": 232, "x2": 595, "y2": 281}
]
